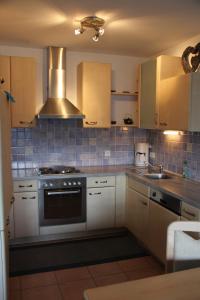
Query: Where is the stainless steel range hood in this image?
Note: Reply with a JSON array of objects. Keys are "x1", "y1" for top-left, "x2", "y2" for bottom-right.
[{"x1": 38, "y1": 47, "x2": 84, "y2": 119}]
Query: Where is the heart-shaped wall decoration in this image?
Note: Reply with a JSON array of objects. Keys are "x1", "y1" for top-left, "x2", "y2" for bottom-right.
[{"x1": 182, "y1": 42, "x2": 200, "y2": 73}]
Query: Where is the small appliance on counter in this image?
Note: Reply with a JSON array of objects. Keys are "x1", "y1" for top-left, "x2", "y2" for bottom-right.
[{"x1": 134, "y1": 142, "x2": 149, "y2": 167}]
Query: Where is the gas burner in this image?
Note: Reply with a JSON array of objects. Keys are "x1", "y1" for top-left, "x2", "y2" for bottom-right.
[{"x1": 38, "y1": 166, "x2": 80, "y2": 175}]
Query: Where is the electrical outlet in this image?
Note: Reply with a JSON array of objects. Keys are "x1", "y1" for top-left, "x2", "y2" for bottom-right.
[
  {"x1": 150, "y1": 152, "x2": 156, "y2": 159},
  {"x1": 104, "y1": 150, "x2": 111, "y2": 157},
  {"x1": 186, "y1": 143, "x2": 192, "y2": 152}
]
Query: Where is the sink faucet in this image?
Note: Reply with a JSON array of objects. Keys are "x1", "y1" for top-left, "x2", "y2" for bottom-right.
[{"x1": 145, "y1": 162, "x2": 164, "y2": 173}]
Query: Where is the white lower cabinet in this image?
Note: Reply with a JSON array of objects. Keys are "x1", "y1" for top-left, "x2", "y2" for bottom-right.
[
  {"x1": 87, "y1": 187, "x2": 115, "y2": 230},
  {"x1": 13, "y1": 192, "x2": 39, "y2": 238},
  {"x1": 148, "y1": 200, "x2": 180, "y2": 264},
  {"x1": 126, "y1": 186, "x2": 149, "y2": 246}
]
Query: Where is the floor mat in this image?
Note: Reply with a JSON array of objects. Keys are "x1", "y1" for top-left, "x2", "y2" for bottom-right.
[{"x1": 9, "y1": 232, "x2": 148, "y2": 276}]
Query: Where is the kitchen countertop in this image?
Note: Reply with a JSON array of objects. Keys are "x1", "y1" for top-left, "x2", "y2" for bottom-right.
[
  {"x1": 84, "y1": 267, "x2": 200, "y2": 300},
  {"x1": 12, "y1": 165, "x2": 200, "y2": 209}
]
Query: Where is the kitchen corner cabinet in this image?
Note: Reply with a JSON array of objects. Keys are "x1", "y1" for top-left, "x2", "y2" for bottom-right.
[
  {"x1": 11, "y1": 57, "x2": 37, "y2": 128},
  {"x1": 139, "y1": 55, "x2": 184, "y2": 129},
  {"x1": 77, "y1": 62, "x2": 111, "y2": 128},
  {"x1": 125, "y1": 177, "x2": 149, "y2": 246}
]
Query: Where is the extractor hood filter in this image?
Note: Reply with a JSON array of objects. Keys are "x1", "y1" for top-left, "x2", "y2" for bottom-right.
[{"x1": 38, "y1": 47, "x2": 84, "y2": 119}]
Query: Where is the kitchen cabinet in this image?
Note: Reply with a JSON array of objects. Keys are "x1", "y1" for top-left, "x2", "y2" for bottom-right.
[
  {"x1": 0, "y1": 56, "x2": 13, "y2": 229},
  {"x1": 125, "y1": 177, "x2": 149, "y2": 246},
  {"x1": 87, "y1": 176, "x2": 115, "y2": 230},
  {"x1": 148, "y1": 200, "x2": 180, "y2": 263},
  {"x1": 10, "y1": 56, "x2": 37, "y2": 128},
  {"x1": 13, "y1": 180, "x2": 39, "y2": 238},
  {"x1": 77, "y1": 61, "x2": 111, "y2": 128},
  {"x1": 139, "y1": 55, "x2": 184, "y2": 129},
  {"x1": 159, "y1": 71, "x2": 200, "y2": 131}
]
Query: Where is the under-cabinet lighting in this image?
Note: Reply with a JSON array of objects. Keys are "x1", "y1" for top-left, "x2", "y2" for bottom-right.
[{"x1": 163, "y1": 130, "x2": 183, "y2": 135}]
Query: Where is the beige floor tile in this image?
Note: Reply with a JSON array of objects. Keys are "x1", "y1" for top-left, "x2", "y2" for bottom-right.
[
  {"x1": 9, "y1": 290, "x2": 21, "y2": 300},
  {"x1": 9, "y1": 277, "x2": 21, "y2": 290},
  {"x1": 21, "y1": 285, "x2": 62, "y2": 300},
  {"x1": 88, "y1": 262, "x2": 122, "y2": 278},
  {"x1": 117, "y1": 256, "x2": 152, "y2": 272},
  {"x1": 21, "y1": 271, "x2": 57, "y2": 289},
  {"x1": 94, "y1": 273, "x2": 127, "y2": 287},
  {"x1": 59, "y1": 278, "x2": 96, "y2": 300},
  {"x1": 55, "y1": 266, "x2": 91, "y2": 284}
]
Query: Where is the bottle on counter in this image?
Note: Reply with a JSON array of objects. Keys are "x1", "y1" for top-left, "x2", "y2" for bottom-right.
[{"x1": 182, "y1": 160, "x2": 190, "y2": 178}]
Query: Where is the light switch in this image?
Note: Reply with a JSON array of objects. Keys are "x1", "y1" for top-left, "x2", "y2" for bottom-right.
[{"x1": 104, "y1": 150, "x2": 111, "y2": 157}]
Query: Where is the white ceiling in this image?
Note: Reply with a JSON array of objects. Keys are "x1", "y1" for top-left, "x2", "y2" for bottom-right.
[{"x1": 0, "y1": 0, "x2": 199, "y2": 57}]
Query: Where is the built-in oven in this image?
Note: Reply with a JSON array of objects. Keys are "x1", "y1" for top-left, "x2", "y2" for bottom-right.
[{"x1": 38, "y1": 177, "x2": 86, "y2": 226}]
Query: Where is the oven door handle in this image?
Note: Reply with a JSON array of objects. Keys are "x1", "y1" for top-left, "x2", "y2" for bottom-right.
[{"x1": 47, "y1": 190, "x2": 81, "y2": 196}]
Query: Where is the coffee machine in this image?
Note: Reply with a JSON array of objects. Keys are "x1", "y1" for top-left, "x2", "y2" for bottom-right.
[{"x1": 134, "y1": 143, "x2": 149, "y2": 167}]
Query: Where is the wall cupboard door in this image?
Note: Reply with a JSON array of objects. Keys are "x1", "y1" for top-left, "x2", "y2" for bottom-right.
[
  {"x1": 10, "y1": 56, "x2": 37, "y2": 128},
  {"x1": 126, "y1": 187, "x2": 149, "y2": 246},
  {"x1": 0, "y1": 56, "x2": 12, "y2": 227},
  {"x1": 87, "y1": 187, "x2": 115, "y2": 230},
  {"x1": 13, "y1": 192, "x2": 39, "y2": 238},
  {"x1": 139, "y1": 55, "x2": 184, "y2": 130},
  {"x1": 77, "y1": 62, "x2": 111, "y2": 128}
]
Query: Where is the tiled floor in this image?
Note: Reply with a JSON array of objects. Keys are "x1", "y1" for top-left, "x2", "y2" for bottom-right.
[{"x1": 9, "y1": 256, "x2": 164, "y2": 300}]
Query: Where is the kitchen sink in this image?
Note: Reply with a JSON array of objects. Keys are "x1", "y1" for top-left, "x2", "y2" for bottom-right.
[{"x1": 143, "y1": 173, "x2": 172, "y2": 179}]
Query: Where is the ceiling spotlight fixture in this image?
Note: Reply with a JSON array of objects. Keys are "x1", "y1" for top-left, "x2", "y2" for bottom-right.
[{"x1": 75, "y1": 16, "x2": 105, "y2": 42}]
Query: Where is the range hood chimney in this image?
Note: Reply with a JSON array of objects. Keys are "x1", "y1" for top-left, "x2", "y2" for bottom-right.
[{"x1": 38, "y1": 46, "x2": 84, "y2": 119}]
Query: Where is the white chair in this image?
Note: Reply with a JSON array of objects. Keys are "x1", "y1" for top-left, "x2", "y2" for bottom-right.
[{"x1": 166, "y1": 221, "x2": 200, "y2": 273}]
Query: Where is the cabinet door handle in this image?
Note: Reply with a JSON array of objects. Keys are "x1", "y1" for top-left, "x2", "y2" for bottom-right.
[
  {"x1": 10, "y1": 196, "x2": 15, "y2": 204},
  {"x1": 141, "y1": 201, "x2": 148, "y2": 206},
  {"x1": 22, "y1": 197, "x2": 27, "y2": 199},
  {"x1": 183, "y1": 209, "x2": 196, "y2": 218},
  {"x1": 0, "y1": 77, "x2": 5, "y2": 84},
  {"x1": 159, "y1": 122, "x2": 168, "y2": 126},
  {"x1": 29, "y1": 196, "x2": 36, "y2": 199},
  {"x1": 85, "y1": 121, "x2": 97, "y2": 125},
  {"x1": 19, "y1": 121, "x2": 33, "y2": 126},
  {"x1": 100, "y1": 181, "x2": 107, "y2": 184}
]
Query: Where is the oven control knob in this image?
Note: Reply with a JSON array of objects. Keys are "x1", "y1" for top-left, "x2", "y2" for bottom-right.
[
  {"x1": 43, "y1": 183, "x2": 49, "y2": 188},
  {"x1": 49, "y1": 183, "x2": 53, "y2": 187},
  {"x1": 77, "y1": 181, "x2": 81, "y2": 185},
  {"x1": 73, "y1": 182, "x2": 77, "y2": 185},
  {"x1": 68, "y1": 182, "x2": 72, "y2": 186},
  {"x1": 63, "y1": 182, "x2": 67, "y2": 186}
]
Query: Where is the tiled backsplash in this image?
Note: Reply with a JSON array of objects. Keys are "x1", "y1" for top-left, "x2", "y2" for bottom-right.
[
  {"x1": 11, "y1": 119, "x2": 148, "y2": 169},
  {"x1": 148, "y1": 130, "x2": 200, "y2": 181}
]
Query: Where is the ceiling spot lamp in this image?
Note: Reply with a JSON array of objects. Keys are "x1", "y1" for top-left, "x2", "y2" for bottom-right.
[{"x1": 75, "y1": 16, "x2": 105, "y2": 42}]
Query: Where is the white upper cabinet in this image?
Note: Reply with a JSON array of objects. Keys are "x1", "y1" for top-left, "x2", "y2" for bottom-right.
[
  {"x1": 139, "y1": 55, "x2": 185, "y2": 130},
  {"x1": 77, "y1": 61, "x2": 111, "y2": 128}
]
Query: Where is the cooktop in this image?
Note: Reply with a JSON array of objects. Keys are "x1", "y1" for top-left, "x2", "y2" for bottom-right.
[{"x1": 37, "y1": 165, "x2": 80, "y2": 175}]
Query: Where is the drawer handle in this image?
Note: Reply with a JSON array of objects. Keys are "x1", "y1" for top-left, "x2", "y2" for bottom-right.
[
  {"x1": 89, "y1": 192, "x2": 102, "y2": 195},
  {"x1": 85, "y1": 121, "x2": 97, "y2": 125},
  {"x1": 141, "y1": 201, "x2": 148, "y2": 206},
  {"x1": 18, "y1": 185, "x2": 33, "y2": 188},
  {"x1": 22, "y1": 197, "x2": 27, "y2": 199},
  {"x1": 100, "y1": 181, "x2": 107, "y2": 184},
  {"x1": 29, "y1": 196, "x2": 36, "y2": 199},
  {"x1": 159, "y1": 122, "x2": 168, "y2": 126},
  {"x1": 183, "y1": 209, "x2": 196, "y2": 218}
]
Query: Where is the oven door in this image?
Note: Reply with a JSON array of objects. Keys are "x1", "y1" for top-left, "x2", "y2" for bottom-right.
[{"x1": 39, "y1": 187, "x2": 86, "y2": 226}]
